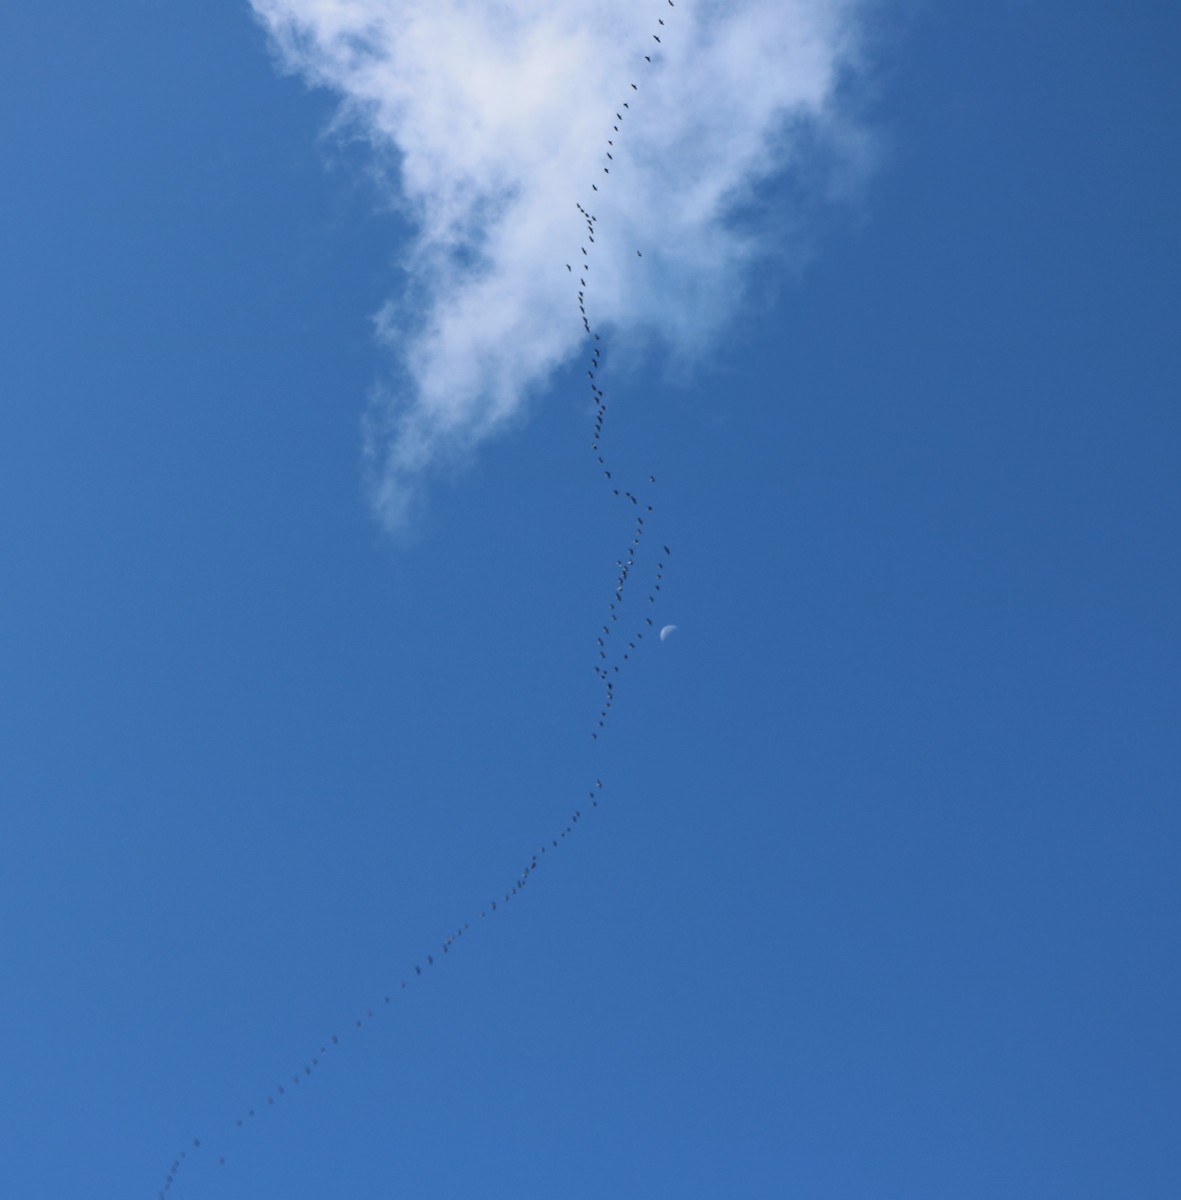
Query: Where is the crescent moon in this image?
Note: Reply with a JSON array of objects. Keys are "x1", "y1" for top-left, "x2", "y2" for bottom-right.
[{"x1": 659, "y1": 625, "x2": 677, "y2": 641}]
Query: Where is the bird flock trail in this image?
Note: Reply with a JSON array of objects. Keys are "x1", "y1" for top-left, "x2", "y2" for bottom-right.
[{"x1": 155, "y1": 5, "x2": 679, "y2": 1195}]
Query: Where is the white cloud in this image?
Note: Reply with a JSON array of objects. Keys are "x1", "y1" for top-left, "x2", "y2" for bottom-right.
[{"x1": 250, "y1": 0, "x2": 873, "y2": 530}]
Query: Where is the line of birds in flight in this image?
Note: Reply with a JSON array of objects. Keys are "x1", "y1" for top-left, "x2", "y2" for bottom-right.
[
  {"x1": 571, "y1": 194, "x2": 669, "y2": 741},
  {"x1": 154, "y1": 5, "x2": 678, "y2": 1195}
]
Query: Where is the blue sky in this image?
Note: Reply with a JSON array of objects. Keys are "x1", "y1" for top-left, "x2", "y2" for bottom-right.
[{"x1": 1, "y1": 2, "x2": 1178, "y2": 1198}]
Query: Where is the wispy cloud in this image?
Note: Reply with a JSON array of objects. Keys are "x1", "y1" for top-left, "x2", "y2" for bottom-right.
[{"x1": 250, "y1": 0, "x2": 874, "y2": 530}]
